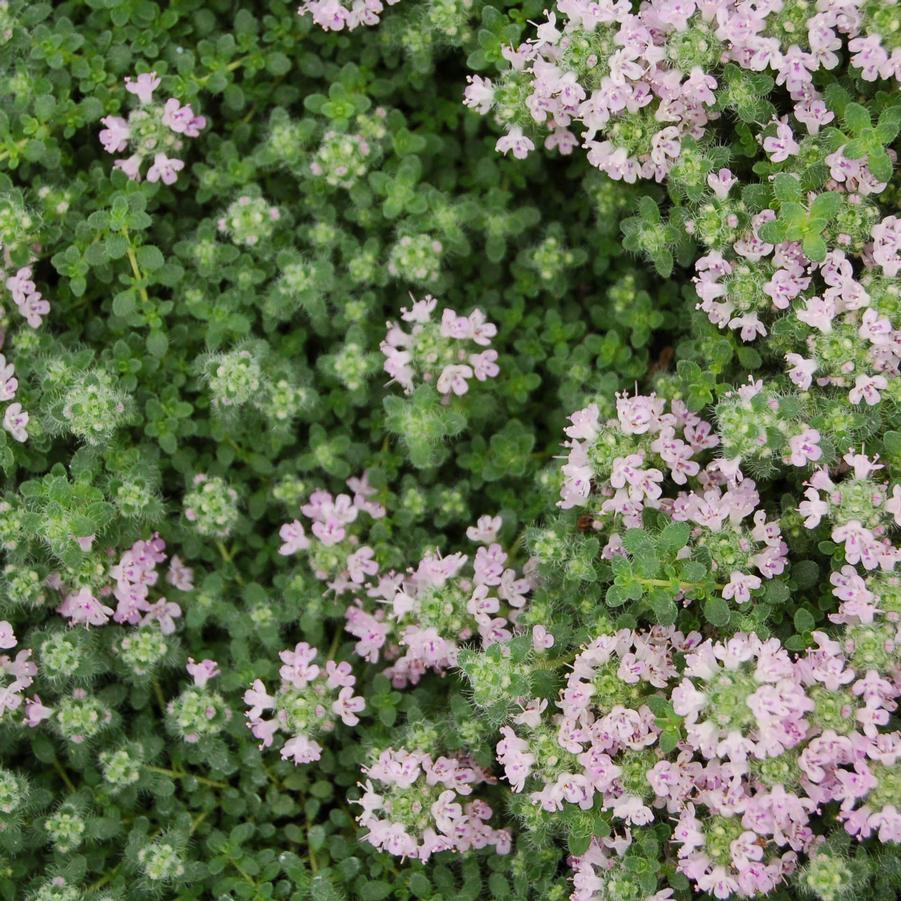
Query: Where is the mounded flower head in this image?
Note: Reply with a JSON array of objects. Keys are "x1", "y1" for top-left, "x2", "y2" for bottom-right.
[
  {"x1": 100, "y1": 71, "x2": 205, "y2": 183},
  {"x1": 672, "y1": 633, "x2": 814, "y2": 764},
  {"x1": 347, "y1": 539, "x2": 534, "y2": 687},
  {"x1": 381, "y1": 295, "x2": 499, "y2": 399},
  {"x1": 355, "y1": 747, "x2": 511, "y2": 861},
  {"x1": 298, "y1": 0, "x2": 401, "y2": 32},
  {"x1": 799, "y1": 450, "x2": 900, "y2": 572},
  {"x1": 183, "y1": 474, "x2": 240, "y2": 538},
  {"x1": 278, "y1": 472, "x2": 385, "y2": 594},
  {"x1": 243, "y1": 641, "x2": 365, "y2": 765}
]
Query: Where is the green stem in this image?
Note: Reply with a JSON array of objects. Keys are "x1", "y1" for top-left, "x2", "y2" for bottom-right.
[
  {"x1": 145, "y1": 765, "x2": 229, "y2": 789},
  {"x1": 196, "y1": 55, "x2": 251, "y2": 86},
  {"x1": 87, "y1": 865, "x2": 120, "y2": 893},
  {"x1": 327, "y1": 626, "x2": 342, "y2": 661},
  {"x1": 122, "y1": 227, "x2": 150, "y2": 303},
  {"x1": 0, "y1": 138, "x2": 28, "y2": 164},
  {"x1": 216, "y1": 540, "x2": 245, "y2": 585},
  {"x1": 191, "y1": 809, "x2": 211, "y2": 833},
  {"x1": 306, "y1": 812, "x2": 319, "y2": 874},
  {"x1": 533, "y1": 650, "x2": 577, "y2": 671},
  {"x1": 52, "y1": 758, "x2": 77, "y2": 793},
  {"x1": 636, "y1": 577, "x2": 726, "y2": 591},
  {"x1": 152, "y1": 676, "x2": 167, "y2": 713}
]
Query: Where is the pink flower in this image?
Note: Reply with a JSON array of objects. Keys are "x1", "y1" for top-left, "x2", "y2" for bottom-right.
[
  {"x1": 707, "y1": 168, "x2": 736, "y2": 199},
  {"x1": 167, "y1": 556, "x2": 195, "y2": 591},
  {"x1": 187, "y1": 658, "x2": 220, "y2": 688},
  {"x1": 849, "y1": 373, "x2": 888, "y2": 406},
  {"x1": 463, "y1": 76, "x2": 495, "y2": 114},
  {"x1": 278, "y1": 520, "x2": 310, "y2": 555},
  {"x1": 24, "y1": 695, "x2": 53, "y2": 727},
  {"x1": 75, "y1": 535, "x2": 96, "y2": 552},
  {"x1": 796, "y1": 296, "x2": 836, "y2": 333},
  {"x1": 466, "y1": 515, "x2": 502, "y2": 544},
  {"x1": 763, "y1": 121, "x2": 800, "y2": 162},
  {"x1": 146, "y1": 152, "x2": 184, "y2": 185},
  {"x1": 124, "y1": 71, "x2": 161, "y2": 104},
  {"x1": 786, "y1": 429, "x2": 822, "y2": 466},
  {"x1": 3, "y1": 402, "x2": 29, "y2": 442},
  {"x1": 282, "y1": 734, "x2": 323, "y2": 764},
  {"x1": 347, "y1": 546, "x2": 378, "y2": 584},
  {"x1": 532, "y1": 625, "x2": 555, "y2": 650},
  {"x1": 113, "y1": 155, "x2": 142, "y2": 180},
  {"x1": 470, "y1": 349, "x2": 500, "y2": 381},
  {"x1": 872, "y1": 216, "x2": 901, "y2": 277},
  {"x1": 0, "y1": 354, "x2": 16, "y2": 402},
  {"x1": 99, "y1": 116, "x2": 130, "y2": 153},
  {"x1": 496, "y1": 127, "x2": 535, "y2": 160},
  {"x1": 722, "y1": 571, "x2": 762, "y2": 604},
  {"x1": 243, "y1": 679, "x2": 275, "y2": 719},
  {"x1": 279, "y1": 642, "x2": 320, "y2": 687},
  {"x1": 332, "y1": 685, "x2": 365, "y2": 726},
  {"x1": 0, "y1": 621, "x2": 15, "y2": 649},
  {"x1": 57, "y1": 587, "x2": 114, "y2": 627},
  {"x1": 161, "y1": 98, "x2": 207, "y2": 137},
  {"x1": 785, "y1": 353, "x2": 817, "y2": 390},
  {"x1": 436, "y1": 363, "x2": 473, "y2": 396}
]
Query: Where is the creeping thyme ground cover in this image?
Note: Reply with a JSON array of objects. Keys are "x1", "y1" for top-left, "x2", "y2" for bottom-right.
[{"x1": 1, "y1": 1, "x2": 900, "y2": 900}]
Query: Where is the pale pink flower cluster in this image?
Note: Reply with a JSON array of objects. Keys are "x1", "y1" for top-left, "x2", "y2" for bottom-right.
[
  {"x1": 345, "y1": 542, "x2": 535, "y2": 688},
  {"x1": 695, "y1": 227, "x2": 899, "y2": 405},
  {"x1": 798, "y1": 450, "x2": 900, "y2": 571},
  {"x1": 298, "y1": 0, "x2": 400, "y2": 31},
  {"x1": 55, "y1": 534, "x2": 189, "y2": 632},
  {"x1": 559, "y1": 393, "x2": 788, "y2": 604},
  {"x1": 0, "y1": 349, "x2": 27, "y2": 444},
  {"x1": 672, "y1": 634, "x2": 814, "y2": 763},
  {"x1": 381, "y1": 295, "x2": 499, "y2": 399},
  {"x1": 0, "y1": 621, "x2": 39, "y2": 724},
  {"x1": 497, "y1": 612, "x2": 901, "y2": 897},
  {"x1": 0, "y1": 264, "x2": 52, "y2": 445},
  {"x1": 99, "y1": 71, "x2": 206, "y2": 183},
  {"x1": 356, "y1": 748, "x2": 511, "y2": 860},
  {"x1": 673, "y1": 789, "x2": 805, "y2": 898},
  {"x1": 570, "y1": 832, "x2": 674, "y2": 901},
  {"x1": 243, "y1": 641, "x2": 365, "y2": 765},
  {"x1": 469, "y1": 0, "x2": 899, "y2": 179},
  {"x1": 498, "y1": 628, "x2": 696, "y2": 821},
  {"x1": 278, "y1": 472, "x2": 386, "y2": 593},
  {"x1": 5, "y1": 265, "x2": 50, "y2": 329},
  {"x1": 713, "y1": 379, "x2": 824, "y2": 471}
]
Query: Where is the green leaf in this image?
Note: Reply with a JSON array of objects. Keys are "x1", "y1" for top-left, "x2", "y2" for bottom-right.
[
  {"x1": 794, "y1": 608, "x2": 816, "y2": 633},
  {"x1": 146, "y1": 330, "x2": 169, "y2": 358},
  {"x1": 408, "y1": 873, "x2": 431, "y2": 898},
  {"x1": 758, "y1": 219, "x2": 786, "y2": 244},
  {"x1": 623, "y1": 528, "x2": 656, "y2": 557},
  {"x1": 802, "y1": 233, "x2": 827, "y2": 262},
  {"x1": 112, "y1": 290, "x2": 136, "y2": 318},
  {"x1": 658, "y1": 521, "x2": 690, "y2": 555},
  {"x1": 843, "y1": 102, "x2": 871, "y2": 134},
  {"x1": 875, "y1": 105, "x2": 901, "y2": 142},
  {"x1": 659, "y1": 729, "x2": 681, "y2": 754},
  {"x1": 136, "y1": 244, "x2": 165, "y2": 271},
  {"x1": 809, "y1": 192, "x2": 841, "y2": 220},
  {"x1": 868, "y1": 148, "x2": 892, "y2": 183},
  {"x1": 359, "y1": 882, "x2": 391, "y2": 901},
  {"x1": 772, "y1": 173, "x2": 801, "y2": 203},
  {"x1": 567, "y1": 829, "x2": 592, "y2": 857},
  {"x1": 652, "y1": 250, "x2": 673, "y2": 278},
  {"x1": 638, "y1": 195, "x2": 660, "y2": 223},
  {"x1": 703, "y1": 595, "x2": 731, "y2": 628}
]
